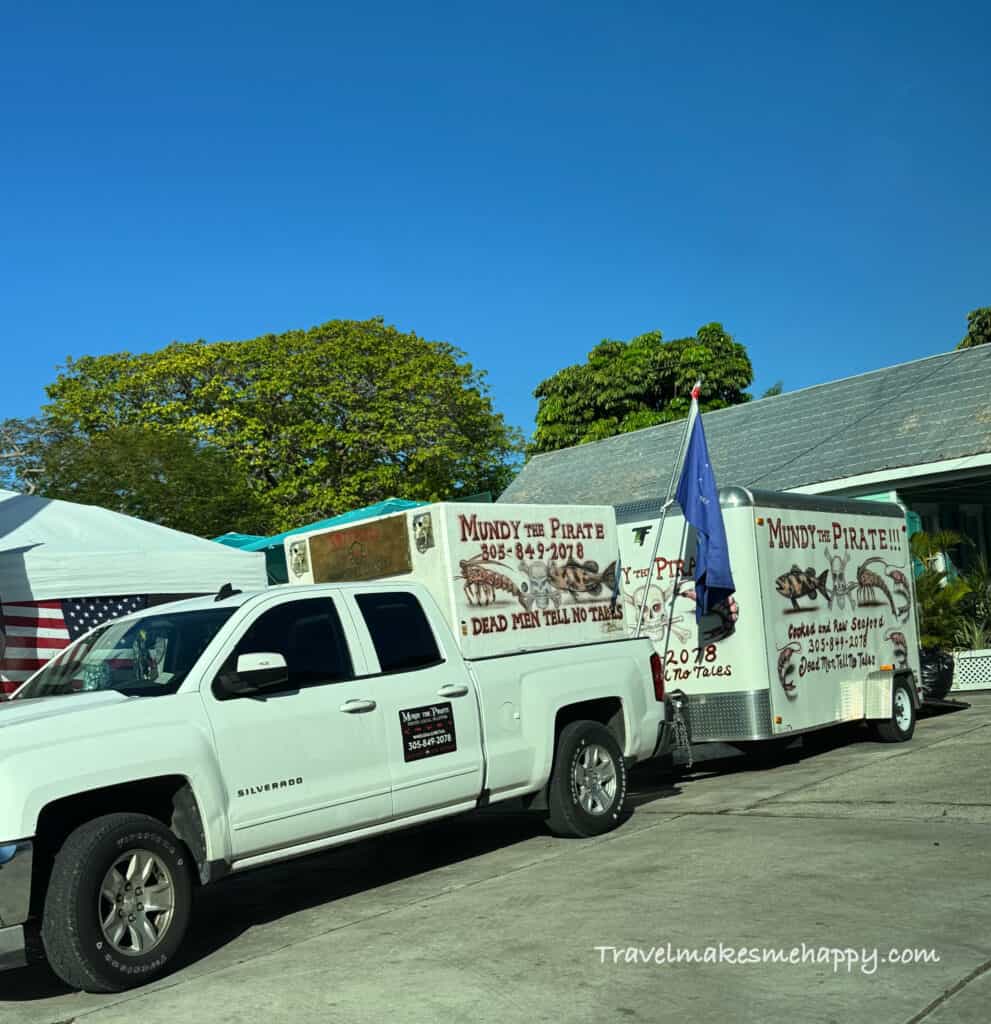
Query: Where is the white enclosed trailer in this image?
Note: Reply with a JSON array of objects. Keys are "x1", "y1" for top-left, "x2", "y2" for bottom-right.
[
  {"x1": 284, "y1": 502, "x2": 629, "y2": 658},
  {"x1": 616, "y1": 487, "x2": 922, "y2": 745}
]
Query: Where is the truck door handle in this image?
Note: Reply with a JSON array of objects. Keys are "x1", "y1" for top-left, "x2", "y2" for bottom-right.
[
  {"x1": 437, "y1": 684, "x2": 469, "y2": 698},
  {"x1": 340, "y1": 698, "x2": 377, "y2": 714}
]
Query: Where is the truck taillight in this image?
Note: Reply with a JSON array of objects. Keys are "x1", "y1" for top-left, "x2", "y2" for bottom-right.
[{"x1": 650, "y1": 652, "x2": 665, "y2": 702}]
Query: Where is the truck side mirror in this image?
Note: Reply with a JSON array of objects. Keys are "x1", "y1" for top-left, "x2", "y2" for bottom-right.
[
  {"x1": 215, "y1": 652, "x2": 290, "y2": 698},
  {"x1": 236, "y1": 652, "x2": 289, "y2": 689}
]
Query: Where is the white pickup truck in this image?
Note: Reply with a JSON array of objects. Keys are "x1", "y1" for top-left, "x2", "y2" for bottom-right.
[{"x1": 0, "y1": 580, "x2": 670, "y2": 992}]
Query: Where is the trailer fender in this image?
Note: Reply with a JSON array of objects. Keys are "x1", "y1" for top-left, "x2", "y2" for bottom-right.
[{"x1": 864, "y1": 669, "x2": 895, "y2": 720}]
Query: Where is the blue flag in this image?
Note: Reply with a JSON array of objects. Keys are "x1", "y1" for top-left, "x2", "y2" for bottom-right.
[{"x1": 675, "y1": 411, "x2": 735, "y2": 621}]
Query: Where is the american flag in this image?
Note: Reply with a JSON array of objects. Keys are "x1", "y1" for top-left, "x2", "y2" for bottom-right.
[{"x1": 0, "y1": 595, "x2": 148, "y2": 694}]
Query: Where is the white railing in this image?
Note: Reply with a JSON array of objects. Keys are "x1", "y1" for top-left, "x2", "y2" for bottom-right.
[{"x1": 953, "y1": 649, "x2": 991, "y2": 691}]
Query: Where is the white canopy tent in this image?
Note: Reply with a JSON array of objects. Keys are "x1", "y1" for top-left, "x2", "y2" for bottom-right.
[{"x1": 0, "y1": 489, "x2": 266, "y2": 603}]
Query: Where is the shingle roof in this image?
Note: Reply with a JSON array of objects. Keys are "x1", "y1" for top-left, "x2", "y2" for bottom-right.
[{"x1": 500, "y1": 344, "x2": 991, "y2": 505}]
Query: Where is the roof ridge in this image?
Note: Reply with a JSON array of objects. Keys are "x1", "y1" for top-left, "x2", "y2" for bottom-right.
[
  {"x1": 526, "y1": 344, "x2": 989, "y2": 460},
  {"x1": 744, "y1": 342, "x2": 988, "y2": 406}
]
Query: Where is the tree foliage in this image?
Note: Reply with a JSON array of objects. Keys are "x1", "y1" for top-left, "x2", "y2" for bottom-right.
[
  {"x1": 957, "y1": 306, "x2": 991, "y2": 349},
  {"x1": 956, "y1": 553, "x2": 991, "y2": 650},
  {"x1": 1, "y1": 417, "x2": 45, "y2": 494},
  {"x1": 529, "y1": 324, "x2": 753, "y2": 455},
  {"x1": 1, "y1": 423, "x2": 269, "y2": 538},
  {"x1": 35, "y1": 318, "x2": 522, "y2": 533},
  {"x1": 910, "y1": 530, "x2": 971, "y2": 649}
]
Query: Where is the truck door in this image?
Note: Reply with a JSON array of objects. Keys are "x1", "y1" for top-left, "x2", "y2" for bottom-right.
[
  {"x1": 342, "y1": 588, "x2": 485, "y2": 819},
  {"x1": 204, "y1": 594, "x2": 393, "y2": 858}
]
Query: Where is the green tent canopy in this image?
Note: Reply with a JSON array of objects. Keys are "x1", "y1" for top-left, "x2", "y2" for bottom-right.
[{"x1": 212, "y1": 499, "x2": 428, "y2": 583}]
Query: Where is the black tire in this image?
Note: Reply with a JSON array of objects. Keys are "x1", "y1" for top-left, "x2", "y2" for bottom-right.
[
  {"x1": 547, "y1": 720, "x2": 628, "y2": 838},
  {"x1": 872, "y1": 678, "x2": 917, "y2": 743},
  {"x1": 42, "y1": 813, "x2": 193, "y2": 992}
]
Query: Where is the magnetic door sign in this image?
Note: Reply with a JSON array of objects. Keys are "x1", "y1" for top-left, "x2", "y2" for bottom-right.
[
  {"x1": 399, "y1": 702, "x2": 457, "y2": 762},
  {"x1": 309, "y1": 516, "x2": 412, "y2": 582}
]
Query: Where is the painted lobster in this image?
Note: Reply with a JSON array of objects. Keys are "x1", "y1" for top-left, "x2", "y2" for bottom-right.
[
  {"x1": 857, "y1": 558, "x2": 911, "y2": 622},
  {"x1": 855, "y1": 559, "x2": 897, "y2": 615},
  {"x1": 459, "y1": 555, "x2": 525, "y2": 608},
  {"x1": 884, "y1": 628, "x2": 909, "y2": 671},
  {"x1": 885, "y1": 566, "x2": 913, "y2": 623}
]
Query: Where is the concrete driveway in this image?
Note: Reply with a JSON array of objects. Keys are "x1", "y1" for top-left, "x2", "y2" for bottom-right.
[{"x1": 4, "y1": 694, "x2": 990, "y2": 1024}]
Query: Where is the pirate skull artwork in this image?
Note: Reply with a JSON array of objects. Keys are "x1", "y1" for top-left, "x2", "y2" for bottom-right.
[
  {"x1": 517, "y1": 559, "x2": 561, "y2": 611},
  {"x1": 289, "y1": 540, "x2": 309, "y2": 579},
  {"x1": 412, "y1": 512, "x2": 435, "y2": 554}
]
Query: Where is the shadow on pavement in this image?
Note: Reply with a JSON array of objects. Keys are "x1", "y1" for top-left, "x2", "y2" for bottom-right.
[
  {"x1": 919, "y1": 698, "x2": 971, "y2": 718},
  {"x1": 6, "y1": 810, "x2": 551, "y2": 1000},
  {"x1": 178, "y1": 811, "x2": 558, "y2": 971},
  {"x1": 626, "y1": 762, "x2": 684, "y2": 807}
]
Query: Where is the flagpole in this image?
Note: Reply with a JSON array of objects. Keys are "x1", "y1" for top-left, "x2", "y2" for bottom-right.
[{"x1": 635, "y1": 379, "x2": 702, "y2": 638}]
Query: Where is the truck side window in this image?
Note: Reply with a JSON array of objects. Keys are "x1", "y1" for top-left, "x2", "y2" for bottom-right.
[
  {"x1": 355, "y1": 592, "x2": 443, "y2": 674},
  {"x1": 226, "y1": 598, "x2": 354, "y2": 691}
]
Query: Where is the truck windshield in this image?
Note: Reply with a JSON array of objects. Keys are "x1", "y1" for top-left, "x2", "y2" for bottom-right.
[{"x1": 11, "y1": 607, "x2": 236, "y2": 699}]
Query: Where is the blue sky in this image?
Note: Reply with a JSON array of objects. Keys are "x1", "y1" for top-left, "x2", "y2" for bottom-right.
[{"x1": 2, "y1": 1, "x2": 989, "y2": 439}]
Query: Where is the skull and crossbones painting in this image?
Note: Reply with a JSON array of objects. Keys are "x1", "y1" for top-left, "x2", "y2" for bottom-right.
[
  {"x1": 289, "y1": 540, "x2": 309, "y2": 579},
  {"x1": 412, "y1": 512, "x2": 435, "y2": 554}
]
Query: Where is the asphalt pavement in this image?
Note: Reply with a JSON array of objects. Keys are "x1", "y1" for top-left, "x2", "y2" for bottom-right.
[{"x1": 2, "y1": 693, "x2": 989, "y2": 1024}]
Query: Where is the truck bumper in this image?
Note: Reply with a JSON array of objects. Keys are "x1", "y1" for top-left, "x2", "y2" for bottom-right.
[{"x1": 0, "y1": 840, "x2": 33, "y2": 971}]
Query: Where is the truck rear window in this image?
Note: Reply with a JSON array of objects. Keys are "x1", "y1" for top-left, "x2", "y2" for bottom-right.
[{"x1": 355, "y1": 593, "x2": 443, "y2": 673}]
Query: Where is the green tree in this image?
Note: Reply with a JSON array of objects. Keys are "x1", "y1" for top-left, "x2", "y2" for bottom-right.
[
  {"x1": 1, "y1": 417, "x2": 46, "y2": 494},
  {"x1": 41, "y1": 318, "x2": 523, "y2": 531},
  {"x1": 529, "y1": 324, "x2": 753, "y2": 455},
  {"x1": 761, "y1": 381, "x2": 784, "y2": 398},
  {"x1": 957, "y1": 306, "x2": 991, "y2": 349},
  {"x1": 35, "y1": 426, "x2": 268, "y2": 537}
]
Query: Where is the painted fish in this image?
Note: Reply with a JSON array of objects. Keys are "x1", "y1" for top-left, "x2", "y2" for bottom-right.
[
  {"x1": 549, "y1": 559, "x2": 618, "y2": 600},
  {"x1": 775, "y1": 565, "x2": 831, "y2": 610}
]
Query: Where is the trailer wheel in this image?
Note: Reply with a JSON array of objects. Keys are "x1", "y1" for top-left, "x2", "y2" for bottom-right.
[
  {"x1": 42, "y1": 813, "x2": 193, "y2": 992},
  {"x1": 547, "y1": 720, "x2": 628, "y2": 837},
  {"x1": 872, "y1": 677, "x2": 916, "y2": 743}
]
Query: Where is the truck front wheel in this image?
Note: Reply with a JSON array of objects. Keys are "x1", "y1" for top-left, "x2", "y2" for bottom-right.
[
  {"x1": 547, "y1": 720, "x2": 628, "y2": 837},
  {"x1": 871, "y1": 677, "x2": 916, "y2": 743},
  {"x1": 42, "y1": 813, "x2": 193, "y2": 992}
]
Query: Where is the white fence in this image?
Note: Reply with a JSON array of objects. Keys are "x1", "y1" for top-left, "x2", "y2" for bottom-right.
[{"x1": 953, "y1": 649, "x2": 991, "y2": 692}]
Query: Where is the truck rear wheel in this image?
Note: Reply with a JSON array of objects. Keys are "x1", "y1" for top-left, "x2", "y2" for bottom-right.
[
  {"x1": 547, "y1": 720, "x2": 628, "y2": 837},
  {"x1": 42, "y1": 813, "x2": 193, "y2": 992},
  {"x1": 872, "y1": 677, "x2": 916, "y2": 743}
]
